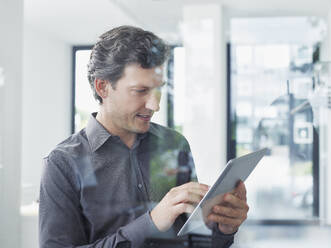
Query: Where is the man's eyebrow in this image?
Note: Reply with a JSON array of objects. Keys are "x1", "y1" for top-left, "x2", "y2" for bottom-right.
[
  {"x1": 129, "y1": 81, "x2": 166, "y2": 88},
  {"x1": 128, "y1": 82, "x2": 147, "y2": 88}
]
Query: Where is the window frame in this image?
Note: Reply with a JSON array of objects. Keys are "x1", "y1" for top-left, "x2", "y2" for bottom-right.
[{"x1": 71, "y1": 45, "x2": 93, "y2": 134}]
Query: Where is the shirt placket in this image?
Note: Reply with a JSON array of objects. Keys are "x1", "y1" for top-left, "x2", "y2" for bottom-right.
[{"x1": 129, "y1": 148, "x2": 150, "y2": 203}]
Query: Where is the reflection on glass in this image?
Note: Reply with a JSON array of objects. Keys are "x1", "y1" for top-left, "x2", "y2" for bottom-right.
[
  {"x1": 252, "y1": 94, "x2": 314, "y2": 219},
  {"x1": 230, "y1": 17, "x2": 324, "y2": 220}
]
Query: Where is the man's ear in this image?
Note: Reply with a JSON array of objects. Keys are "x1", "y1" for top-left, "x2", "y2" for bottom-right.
[{"x1": 94, "y1": 79, "x2": 110, "y2": 100}]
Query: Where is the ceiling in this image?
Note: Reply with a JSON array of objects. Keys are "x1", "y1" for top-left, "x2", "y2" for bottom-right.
[{"x1": 24, "y1": 0, "x2": 331, "y2": 45}]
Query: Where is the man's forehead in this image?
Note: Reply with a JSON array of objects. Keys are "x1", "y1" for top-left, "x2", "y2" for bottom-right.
[
  {"x1": 128, "y1": 78, "x2": 165, "y2": 88},
  {"x1": 123, "y1": 64, "x2": 164, "y2": 85},
  {"x1": 124, "y1": 63, "x2": 163, "y2": 73}
]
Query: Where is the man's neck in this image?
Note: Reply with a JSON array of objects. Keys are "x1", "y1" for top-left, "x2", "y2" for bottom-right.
[{"x1": 95, "y1": 112, "x2": 136, "y2": 149}]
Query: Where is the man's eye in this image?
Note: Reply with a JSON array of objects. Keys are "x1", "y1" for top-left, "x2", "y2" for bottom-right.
[{"x1": 135, "y1": 89, "x2": 147, "y2": 93}]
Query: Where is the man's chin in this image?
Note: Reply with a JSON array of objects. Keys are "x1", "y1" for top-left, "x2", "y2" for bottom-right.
[{"x1": 134, "y1": 122, "x2": 150, "y2": 134}]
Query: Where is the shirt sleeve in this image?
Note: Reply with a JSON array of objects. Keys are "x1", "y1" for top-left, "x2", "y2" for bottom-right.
[
  {"x1": 211, "y1": 223, "x2": 235, "y2": 248},
  {"x1": 39, "y1": 151, "x2": 159, "y2": 248}
]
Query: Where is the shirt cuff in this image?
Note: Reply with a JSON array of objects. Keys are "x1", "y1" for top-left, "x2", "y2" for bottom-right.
[
  {"x1": 121, "y1": 211, "x2": 160, "y2": 248},
  {"x1": 211, "y1": 223, "x2": 235, "y2": 248}
]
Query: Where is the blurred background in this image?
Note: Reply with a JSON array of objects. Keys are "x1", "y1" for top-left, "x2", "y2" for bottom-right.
[{"x1": 1, "y1": 0, "x2": 331, "y2": 247}]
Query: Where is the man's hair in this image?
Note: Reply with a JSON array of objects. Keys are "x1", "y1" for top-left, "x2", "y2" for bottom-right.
[{"x1": 87, "y1": 25, "x2": 170, "y2": 104}]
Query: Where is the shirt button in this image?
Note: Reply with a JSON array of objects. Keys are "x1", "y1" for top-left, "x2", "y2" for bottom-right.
[{"x1": 138, "y1": 183, "x2": 143, "y2": 189}]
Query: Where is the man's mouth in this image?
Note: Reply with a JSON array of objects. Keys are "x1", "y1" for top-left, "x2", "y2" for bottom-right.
[{"x1": 136, "y1": 114, "x2": 152, "y2": 122}]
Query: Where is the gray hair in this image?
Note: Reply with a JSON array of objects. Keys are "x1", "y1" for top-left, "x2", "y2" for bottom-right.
[{"x1": 87, "y1": 25, "x2": 170, "y2": 104}]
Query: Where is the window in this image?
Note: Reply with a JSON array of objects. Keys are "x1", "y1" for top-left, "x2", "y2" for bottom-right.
[
  {"x1": 228, "y1": 17, "x2": 325, "y2": 221},
  {"x1": 72, "y1": 46, "x2": 96, "y2": 133}
]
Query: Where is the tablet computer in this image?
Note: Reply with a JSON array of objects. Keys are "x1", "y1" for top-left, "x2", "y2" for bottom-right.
[{"x1": 177, "y1": 148, "x2": 268, "y2": 236}]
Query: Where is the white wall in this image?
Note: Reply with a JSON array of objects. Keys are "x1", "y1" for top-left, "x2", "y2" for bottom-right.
[
  {"x1": 20, "y1": 25, "x2": 71, "y2": 247},
  {"x1": 182, "y1": 3, "x2": 227, "y2": 185},
  {"x1": 21, "y1": 26, "x2": 71, "y2": 203},
  {"x1": 0, "y1": 0, "x2": 23, "y2": 247}
]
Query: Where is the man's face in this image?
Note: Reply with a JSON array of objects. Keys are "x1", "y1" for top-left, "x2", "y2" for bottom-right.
[{"x1": 102, "y1": 63, "x2": 164, "y2": 135}]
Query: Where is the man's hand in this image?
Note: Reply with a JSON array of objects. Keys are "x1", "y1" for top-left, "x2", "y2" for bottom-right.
[
  {"x1": 150, "y1": 182, "x2": 209, "y2": 232},
  {"x1": 207, "y1": 181, "x2": 249, "y2": 234}
]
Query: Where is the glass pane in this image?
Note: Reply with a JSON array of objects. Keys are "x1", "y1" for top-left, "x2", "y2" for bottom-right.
[{"x1": 230, "y1": 17, "x2": 324, "y2": 220}]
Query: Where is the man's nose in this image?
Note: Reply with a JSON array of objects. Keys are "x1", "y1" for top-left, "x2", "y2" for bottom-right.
[{"x1": 145, "y1": 89, "x2": 161, "y2": 112}]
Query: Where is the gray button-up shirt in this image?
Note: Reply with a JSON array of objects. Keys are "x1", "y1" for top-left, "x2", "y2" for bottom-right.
[{"x1": 39, "y1": 113, "x2": 234, "y2": 248}]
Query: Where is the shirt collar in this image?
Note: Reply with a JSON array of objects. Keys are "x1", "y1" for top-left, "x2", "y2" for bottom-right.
[
  {"x1": 148, "y1": 122, "x2": 164, "y2": 139},
  {"x1": 86, "y1": 113, "x2": 112, "y2": 152},
  {"x1": 85, "y1": 112, "x2": 163, "y2": 152}
]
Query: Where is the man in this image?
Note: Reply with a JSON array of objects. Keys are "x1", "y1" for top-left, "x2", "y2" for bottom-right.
[{"x1": 39, "y1": 26, "x2": 249, "y2": 248}]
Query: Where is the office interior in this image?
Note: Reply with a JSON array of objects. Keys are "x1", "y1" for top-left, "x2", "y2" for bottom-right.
[{"x1": 1, "y1": 0, "x2": 331, "y2": 247}]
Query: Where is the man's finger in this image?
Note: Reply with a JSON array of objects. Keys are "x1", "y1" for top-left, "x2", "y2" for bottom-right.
[
  {"x1": 176, "y1": 182, "x2": 209, "y2": 191},
  {"x1": 188, "y1": 187, "x2": 209, "y2": 197},
  {"x1": 208, "y1": 214, "x2": 242, "y2": 228},
  {"x1": 172, "y1": 190, "x2": 203, "y2": 205},
  {"x1": 212, "y1": 205, "x2": 245, "y2": 219},
  {"x1": 223, "y1": 193, "x2": 249, "y2": 210},
  {"x1": 173, "y1": 203, "x2": 195, "y2": 215},
  {"x1": 171, "y1": 182, "x2": 209, "y2": 199},
  {"x1": 234, "y1": 181, "x2": 247, "y2": 201}
]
